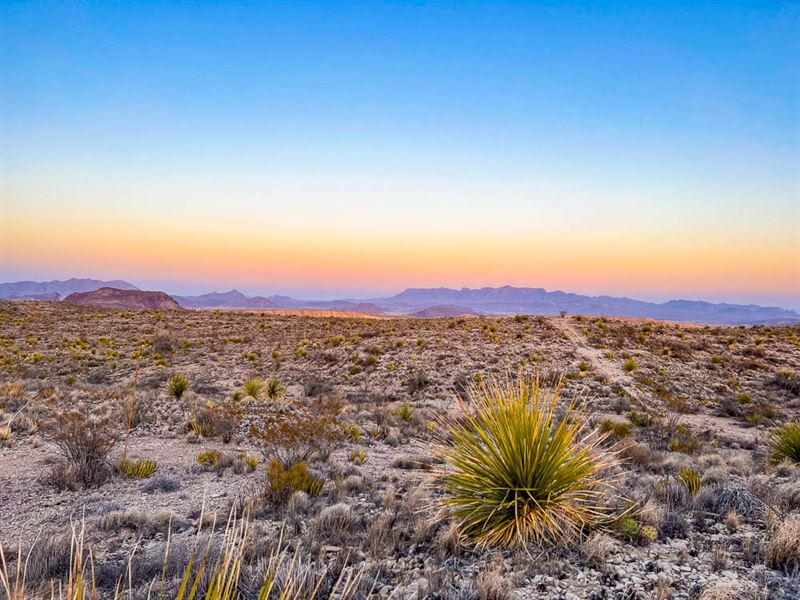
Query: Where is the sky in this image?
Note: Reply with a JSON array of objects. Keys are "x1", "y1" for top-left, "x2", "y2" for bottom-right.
[{"x1": 1, "y1": 1, "x2": 798, "y2": 308}]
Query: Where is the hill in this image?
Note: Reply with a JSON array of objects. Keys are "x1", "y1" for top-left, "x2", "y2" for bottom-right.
[
  {"x1": 62, "y1": 287, "x2": 181, "y2": 311},
  {"x1": 412, "y1": 304, "x2": 479, "y2": 318}
]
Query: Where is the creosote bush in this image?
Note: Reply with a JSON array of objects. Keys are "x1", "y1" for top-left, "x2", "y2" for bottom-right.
[{"x1": 440, "y1": 376, "x2": 618, "y2": 548}]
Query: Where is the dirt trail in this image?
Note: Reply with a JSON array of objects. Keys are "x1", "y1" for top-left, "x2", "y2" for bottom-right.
[
  {"x1": 552, "y1": 317, "x2": 752, "y2": 443},
  {"x1": 551, "y1": 318, "x2": 645, "y2": 403}
]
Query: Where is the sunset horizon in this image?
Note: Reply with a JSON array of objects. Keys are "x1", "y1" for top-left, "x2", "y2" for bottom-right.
[{"x1": 2, "y1": 2, "x2": 798, "y2": 311}]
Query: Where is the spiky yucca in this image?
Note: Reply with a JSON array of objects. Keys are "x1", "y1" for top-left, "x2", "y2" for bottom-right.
[
  {"x1": 441, "y1": 376, "x2": 617, "y2": 548},
  {"x1": 771, "y1": 421, "x2": 800, "y2": 464}
]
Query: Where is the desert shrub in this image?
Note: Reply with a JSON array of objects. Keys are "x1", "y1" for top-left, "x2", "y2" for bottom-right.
[
  {"x1": 249, "y1": 398, "x2": 344, "y2": 466},
  {"x1": 440, "y1": 376, "x2": 618, "y2": 547},
  {"x1": 119, "y1": 458, "x2": 157, "y2": 478},
  {"x1": 141, "y1": 474, "x2": 181, "y2": 494},
  {"x1": 266, "y1": 459, "x2": 325, "y2": 504},
  {"x1": 581, "y1": 532, "x2": 617, "y2": 566},
  {"x1": 406, "y1": 371, "x2": 430, "y2": 394},
  {"x1": 266, "y1": 377, "x2": 285, "y2": 401},
  {"x1": 311, "y1": 503, "x2": 358, "y2": 545},
  {"x1": 764, "y1": 515, "x2": 800, "y2": 574},
  {"x1": 770, "y1": 421, "x2": 800, "y2": 464},
  {"x1": 598, "y1": 419, "x2": 631, "y2": 438},
  {"x1": 167, "y1": 374, "x2": 188, "y2": 400},
  {"x1": 698, "y1": 580, "x2": 763, "y2": 600},
  {"x1": 190, "y1": 402, "x2": 242, "y2": 443},
  {"x1": 622, "y1": 358, "x2": 637, "y2": 372},
  {"x1": 47, "y1": 412, "x2": 117, "y2": 489}
]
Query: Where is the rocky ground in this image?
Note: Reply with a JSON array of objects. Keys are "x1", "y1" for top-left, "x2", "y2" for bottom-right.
[{"x1": 1, "y1": 301, "x2": 799, "y2": 599}]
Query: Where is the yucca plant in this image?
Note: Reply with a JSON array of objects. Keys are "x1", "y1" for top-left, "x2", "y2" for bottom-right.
[
  {"x1": 168, "y1": 375, "x2": 189, "y2": 400},
  {"x1": 242, "y1": 379, "x2": 263, "y2": 402},
  {"x1": 265, "y1": 377, "x2": 285, "y2": 401},
  {"x1": 771, "y1": 421, "x2": 800, "y2": 464},
  {"x1": 677, "y1": 466, "x2": 701, "y2": 496},
  {"x1": 119, "y1": 458, "x2": 158, "y2": 478},
  {"x1": 440, "y1": 376, "x2": 618, "y2": 548}
]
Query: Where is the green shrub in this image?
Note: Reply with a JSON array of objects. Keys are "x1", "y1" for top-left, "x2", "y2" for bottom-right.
[
  {"x1": 771, "y1": 421, "x2": 800, "y2": 464},
  {"x1": 441, "y1": 377, "x2": 617, "y2": 547},
  {"x1": 267, "y1": 459, "x2": 325, "y2": 500},
  {"x1": 622, "y1": 358, "x2": 637, "y2": 372},
  {"x1": 167, "y1": 374, "x2": 188, "y2": 400}
]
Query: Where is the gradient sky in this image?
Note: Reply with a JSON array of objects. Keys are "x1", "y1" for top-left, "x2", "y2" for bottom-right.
[{"x1": 1, "y1": 2, "x2": 798, "y2": 308}]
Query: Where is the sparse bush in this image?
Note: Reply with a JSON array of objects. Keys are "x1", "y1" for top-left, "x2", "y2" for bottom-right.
[
  {"x1": 622, "y1": 358, "x2": 637, "y2": 372},
  {"x1": 47, "y1": 412, "x2": 116, "y2": 489},
  {"x1": 441, "y1": 376, "x2": 618, "y2": 547},
  {"x1": 140, "y1": 473, "x2": 181, "y2": 494},
  {"x1": 249, "y1": 397, "x2": 344, "y2": 466},
  {"x1": 167, "y1": 374, "x2": 188, "y2": 400}
]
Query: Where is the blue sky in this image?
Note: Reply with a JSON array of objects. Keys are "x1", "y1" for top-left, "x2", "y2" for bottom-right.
[{"x1": 1, "y1": 1, "x2": 798, "y2": 307}]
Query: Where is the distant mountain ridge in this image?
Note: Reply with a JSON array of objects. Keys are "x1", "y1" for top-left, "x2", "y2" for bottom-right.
[
  {"x1": 63, "y1": 288, "x2": 182, "y2": 311},
  {"x1": 373, "y1": 286, "x2": 799, "y2": 325},
  {"x1": 173, "y1": 289, "x2": 382, "y2": 314},
  {"x1": 0, "y1": 278, "x2": 138, "y2": 300},
  {"x1": 1, "y1": 280, "x2": 797, "y2": 325}
]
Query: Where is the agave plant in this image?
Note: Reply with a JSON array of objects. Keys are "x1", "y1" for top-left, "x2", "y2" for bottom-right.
[{"x1": 440, "y1": 376, "x2": 618, "y2": 548}]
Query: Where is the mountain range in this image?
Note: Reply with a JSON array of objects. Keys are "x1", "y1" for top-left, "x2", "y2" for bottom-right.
[{"x1": 0, "y1": 279, "x2": 797, "y2": 325}]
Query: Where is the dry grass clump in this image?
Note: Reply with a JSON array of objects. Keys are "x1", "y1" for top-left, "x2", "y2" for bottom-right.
[
  {"x1": 764, "y1": 514, "x2": 800, "y2": 574},
  {"x1": 581, "y1": 532, "x2": 618, "y2": 566},
  {"x1": 698, "y1": 579, "x2": 764, "y2": 600},
  {"x1": 440, "y1": 376, "x2": 619, "y2": 548}
]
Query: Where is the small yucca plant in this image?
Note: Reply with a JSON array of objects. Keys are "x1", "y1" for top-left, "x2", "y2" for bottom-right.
[
  {"x1": 168, "y1": 374, "x2": 189, "y2": 400},
  {"x1": 119, "y1": 458, "x2": 158, "y2": 478},
  {"x1": 440, "y1": 376, "x2": 618, "y2": 548},
  {"x1": 242, "y1": 379, "x2": 263, "y2": 402},
  {"x1": 265, "y1": 377, "x2": 285, "y2": 401},
  {"x1": 677, "y1": 466, "x2": 701, "y2": 496},
  {"x1": 771, "y1": 421, "x2": 800, "y2": 464}
]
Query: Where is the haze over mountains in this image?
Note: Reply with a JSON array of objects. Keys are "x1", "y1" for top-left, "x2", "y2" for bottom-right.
[{"x1": 0, "y1": 279, "x2": 797, "y2": 325}]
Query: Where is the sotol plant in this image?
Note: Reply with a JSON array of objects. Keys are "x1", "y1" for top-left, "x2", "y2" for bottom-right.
[{"x1": 440, "y1": 376, "x2": 618, "y2": 548}]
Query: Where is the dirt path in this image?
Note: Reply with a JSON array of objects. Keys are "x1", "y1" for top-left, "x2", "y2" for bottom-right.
[
  {"x1": 551, "y1": 317, "x2": 645, "y2": 403},
  {"x1": 552, "y1": 318, "x2": 753, "y2": 443}
]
